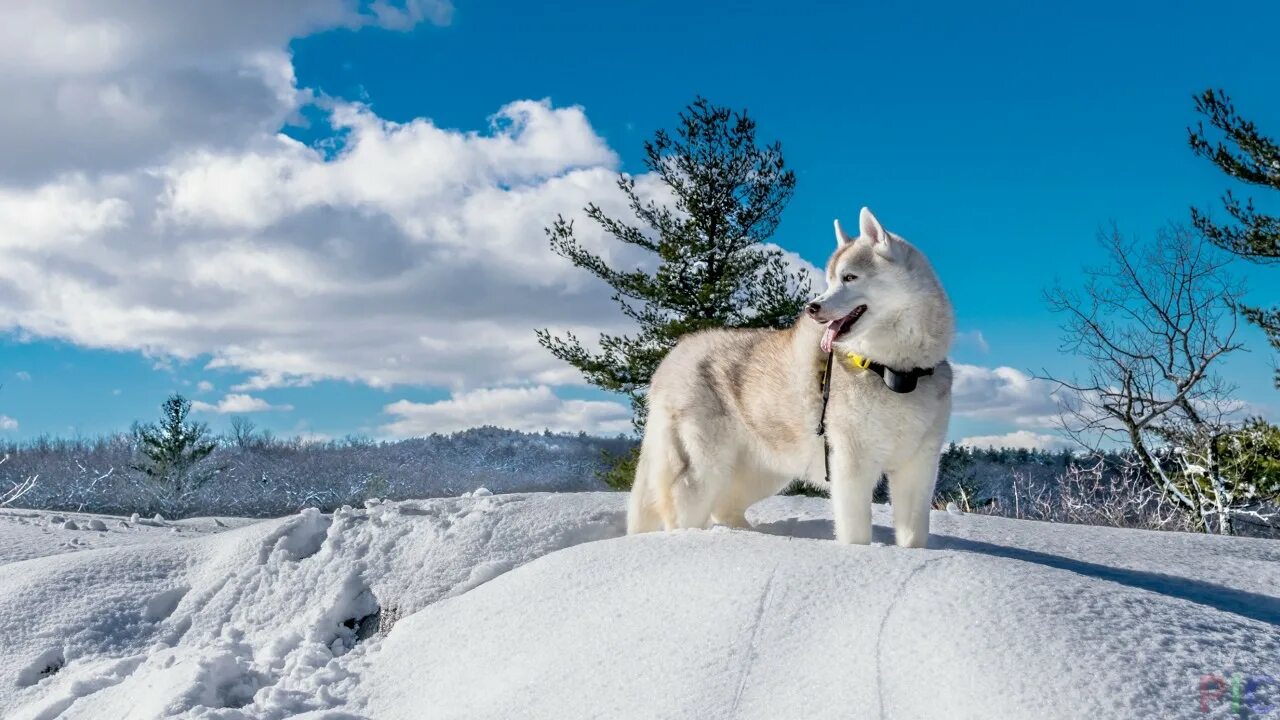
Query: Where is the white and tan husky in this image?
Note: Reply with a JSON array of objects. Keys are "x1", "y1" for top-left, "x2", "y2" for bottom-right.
[{"x1": 627, "y1": 208, "x2": 954, "y2": 547}]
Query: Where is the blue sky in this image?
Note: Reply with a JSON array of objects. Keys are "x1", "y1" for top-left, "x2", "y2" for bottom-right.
[{"x1": 0, "y1": 0, "x2": 1277, "y2": 447}]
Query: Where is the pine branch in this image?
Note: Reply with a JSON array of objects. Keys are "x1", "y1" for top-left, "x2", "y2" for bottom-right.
[{"x1": 1188, "y1": 88, "x2": 1280, "y2": 388}]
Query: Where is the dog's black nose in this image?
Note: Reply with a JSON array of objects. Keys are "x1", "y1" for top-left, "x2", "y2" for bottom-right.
[{"x1": 806, "y1": 302, "x2": 821, "y2": 316}]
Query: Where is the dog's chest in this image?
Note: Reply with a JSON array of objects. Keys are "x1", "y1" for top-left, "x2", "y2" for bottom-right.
[{"x1": 826, "y1": 368, "x2": 940, "y2": 446}]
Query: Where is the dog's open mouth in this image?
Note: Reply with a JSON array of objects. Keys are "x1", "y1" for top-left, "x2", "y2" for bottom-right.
[{"x1": 820, "y1": 305, "x2": 867, "y2": 354}]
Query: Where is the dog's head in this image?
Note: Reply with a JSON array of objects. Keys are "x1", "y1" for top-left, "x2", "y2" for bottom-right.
[{"x1": 806, "y1": 207, "x2": 939, "y2": 354}]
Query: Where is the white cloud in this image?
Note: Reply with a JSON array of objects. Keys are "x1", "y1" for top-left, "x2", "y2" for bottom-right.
[
  {"x1": 0, "y1": 97, "x2": 660, "y2": 391},
  {"x1": 0, "y1": 416, "x2": 18, "y2": 431},
  {"x1": 772, "y1": 245, "x2": 824, "y2": 291},
  {"x1": 0, "y1": 1, "x2": 451, "y2": 183},
  {"x1": 959, "y1": 430, "x2": 1071, "y2": 451},
  {"x1": 14, "y1": 371, "x2": 31, "y2": 381},
  {"x1": 381, "y1": 386, "x2": 632, "y2": 437},
  {"x1": 196, "y1": 380, "x2": 215, "y2": 393},
  {"x1": 956, "y1": 330, "x2": 990, "y2": 354},
  {"x1": 952, "y1": 364, "x2": 1062, "y2": 429},
  {"x1": 192, "y1": 393, "x2": 292, "y2": 414},
  {"x1": 0, "y1": 3, "x2": 819, "y2": 424}
]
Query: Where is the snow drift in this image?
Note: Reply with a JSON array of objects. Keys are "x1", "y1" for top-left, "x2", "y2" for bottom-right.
[{"x1": 1, "y1": 493, "x2": 1277, "y2": 719}]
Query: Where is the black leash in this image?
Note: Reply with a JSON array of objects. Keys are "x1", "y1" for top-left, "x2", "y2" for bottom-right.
[
  {"x1": 815, "y1": 349, "x2": 834, "y2": 484},
  {"x1": 816, "y1": 350, "x2": 834, "y2": 436}
]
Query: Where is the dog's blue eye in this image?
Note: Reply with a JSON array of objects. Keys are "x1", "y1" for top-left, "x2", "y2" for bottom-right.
[{"x1": 842, "y1": 273, "x2": 857, "y2": 283}]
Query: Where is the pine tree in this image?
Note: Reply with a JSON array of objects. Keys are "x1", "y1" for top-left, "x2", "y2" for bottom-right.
[
  {"x1": 536, "y1": 97, "x2": 810, "y2": 431},
  {"x1": 1189, "y1": 88, "x2": 1280, "y2": 387},
  {"x1": 132, "y1": 393, "x2": 219, "y2": 515}
]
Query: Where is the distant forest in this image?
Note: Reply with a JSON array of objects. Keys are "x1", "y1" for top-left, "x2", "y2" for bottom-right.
[
  {"x1": 1, "y1": 427, "x2": 632, "y2": 518},
  {"x1": 3, "y1": 424, "x2": 1123, "y2": 523}
]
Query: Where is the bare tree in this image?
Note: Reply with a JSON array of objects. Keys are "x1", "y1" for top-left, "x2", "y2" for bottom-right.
[
  {"x1": 0, "y1": 455, "x2": 37, "y2": 508},
  {"x1": 980, "y1": 460, "x2": 1190, "y2": 532},
  {"x1": 1040, "y1": 224, "x2": 1256, "y2": 533},
  {"x1": 228, "y1": 416, "x2": 258, "y2": 451}
]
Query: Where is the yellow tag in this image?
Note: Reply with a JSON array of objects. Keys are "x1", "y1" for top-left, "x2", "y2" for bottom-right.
[{"x1": 845, "y1": 352, "x2": 871, "y2": 370}]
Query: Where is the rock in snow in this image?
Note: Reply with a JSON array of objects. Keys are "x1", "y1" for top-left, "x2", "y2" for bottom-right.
[{"x1": 0, "y1": 494, "x2": 1277, "y2": 719}]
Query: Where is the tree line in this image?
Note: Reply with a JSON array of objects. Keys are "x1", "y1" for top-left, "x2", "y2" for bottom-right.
[{"x1": 0, "y1": 396, "x2": 631, "y2": 518}]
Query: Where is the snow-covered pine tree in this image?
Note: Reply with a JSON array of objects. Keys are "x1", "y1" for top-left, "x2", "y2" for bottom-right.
[
  {"x1": 132, "y1": 393, "x2": 219, "y2": 516},
  {"x1": 536, "y1": 98, "x2": 811, "y2": 488}
]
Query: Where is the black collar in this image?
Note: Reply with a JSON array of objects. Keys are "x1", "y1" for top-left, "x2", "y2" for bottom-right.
[
  {"x1": 816, "y1": 350, "x2": 935, "y2": 436},
  {"x1": 862, "y1": 359, "x2": 934, "y2": 393},
  {"x1": 835, "y1": 350, "x2": 936, "y2": 394}
]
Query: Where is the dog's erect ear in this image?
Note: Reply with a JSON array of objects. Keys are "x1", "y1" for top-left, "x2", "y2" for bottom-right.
[
  {"x1": 860, "y1": 207, "x2": 895, "y2": 260},
  {"x1": 833, "y1": 219, "x2": 854, "y2": 247}
]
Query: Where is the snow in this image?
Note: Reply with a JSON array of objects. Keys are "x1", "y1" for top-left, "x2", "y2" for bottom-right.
[
  {"x1": 1, "y1": 493, "x2": 1277, "y2": 719},
  {"x1": 0, "y1": 508, "x2": 258, "y2": 565}
]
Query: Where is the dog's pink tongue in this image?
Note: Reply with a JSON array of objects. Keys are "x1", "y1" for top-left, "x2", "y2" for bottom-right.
[{"x1": 821, "y1": 321, "x2": 840, "y2": 354}]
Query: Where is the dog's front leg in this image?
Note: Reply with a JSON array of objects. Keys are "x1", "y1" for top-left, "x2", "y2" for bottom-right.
[
  {"x1": 828, "y1": 448, "x2": 879, "y2": 545},
  {"x1": 887, "y1": 450, "x2": 939, "y2": 549}
]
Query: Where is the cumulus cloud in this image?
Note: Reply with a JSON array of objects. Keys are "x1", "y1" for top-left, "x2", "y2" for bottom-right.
[
  {"x1": 196, "y1": 380, "x2": 215, "y2": 394},
  {"x1": 381, "y1": 386, "x2": 632, "y2": 437},
  {"x1": 0, "y1": 0, "x2": 451, "y2": 182},
  {"x1": 951, "y1": 364, "x2": 1062, "y2": 429},
  {"x1": 958, "y1": 430, "x2": 1070, "y2": 451},
  {"x1": 0, "y1": 416, "x2": 18, "y2": 431},
  {"x1": 192, "y1": 393, "x2": 292, "y2": 414},
  {"x1": 0, "y1": 1, "x2": 820, "y2": 437},
  {"x1": 0, "y1": 97, "x2": 658, "y2": 390}
]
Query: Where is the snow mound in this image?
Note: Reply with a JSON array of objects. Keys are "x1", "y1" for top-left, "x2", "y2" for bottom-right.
[{"x1": 1, "y1": 494, "x2": 1277, "y2": 719}]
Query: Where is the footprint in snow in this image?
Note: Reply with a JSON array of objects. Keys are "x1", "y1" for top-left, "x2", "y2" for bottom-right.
[{"x1": 16, "y1": 648, "x2": 64, "y2": 687}]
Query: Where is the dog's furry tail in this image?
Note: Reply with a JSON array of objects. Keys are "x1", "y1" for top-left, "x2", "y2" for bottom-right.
[{"x1": 626, "y1": 414, "x2": 678, "y2": 534}]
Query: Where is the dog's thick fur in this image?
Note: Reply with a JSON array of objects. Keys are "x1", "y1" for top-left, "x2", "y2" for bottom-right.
[{"x1": 627, "y1": 208, "x2": 954, "y2": 547}]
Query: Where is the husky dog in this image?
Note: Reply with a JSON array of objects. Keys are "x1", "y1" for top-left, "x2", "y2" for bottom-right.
[{"x1": 627, "y1": 208, "x2": 953, "y2": 547}]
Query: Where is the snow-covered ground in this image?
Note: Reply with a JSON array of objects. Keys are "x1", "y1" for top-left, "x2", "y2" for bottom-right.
[{"x1": 1, "y1": 493, "x2": 1277, "y2": 719}]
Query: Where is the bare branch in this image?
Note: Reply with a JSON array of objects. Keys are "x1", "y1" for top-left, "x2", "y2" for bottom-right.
[{"x1": 1037, "y1": 224, "x2": 1255, "y2": 534}]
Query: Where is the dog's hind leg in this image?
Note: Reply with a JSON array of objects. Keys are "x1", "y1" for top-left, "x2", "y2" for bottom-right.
[
  {"x1": 710, "y1": 492, "x2": 751, "y2": 529},
  {"x1": 887, "y1": 449, "x2": 940, "y2": 549},
  {"x1": 668, "y1": 422, "x2": 735, "y2": 530},
  {"x1": 627, "y1": 417, "x2": 680, "y2": 534},
  {"x1": 626, "y1": 444, "x2": 662, "y2": 534},
  {"x1": 672, "y1": 478, "x2": 716, "y2": 529},
  {"x1": 710, "y1": 461, "x2": 771, "y2": 529}
]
